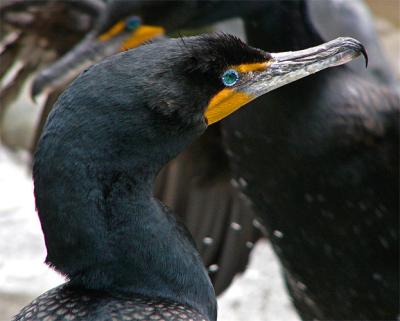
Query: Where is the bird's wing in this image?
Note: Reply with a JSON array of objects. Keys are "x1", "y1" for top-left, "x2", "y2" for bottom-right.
[{"x1": 154, "y1": 124, "x2": 263, "y2": 295}]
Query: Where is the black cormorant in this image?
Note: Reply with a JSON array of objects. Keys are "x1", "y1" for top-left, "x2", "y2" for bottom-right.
[
  {"x1": 29, "y1": 15, "x2": 165, "y2": 97},
  {"x1": 36, "y1": 1, "x2": 398, "y2": 319},
  {"x1": 12, "y1": 34, "x2": 365, "y2": 320},
  {"x1": 1, "y1": 0, "x2": 259, "y2": 295}
]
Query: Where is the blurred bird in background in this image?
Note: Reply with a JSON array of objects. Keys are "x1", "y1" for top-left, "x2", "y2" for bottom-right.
[{"x1": 0, "y1": 1, "x2": 398, "y2": 320}]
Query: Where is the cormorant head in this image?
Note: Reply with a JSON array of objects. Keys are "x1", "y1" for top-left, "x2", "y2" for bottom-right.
[
  {"x1": 121, "y1": 34, "x2": 365, "y2": 126},
  {"x1": 97, "y1": 15, "x2": 165, "y2": 51},
  {"x1": 62, "y1": 34, "x2": 366, "y2": 133},
  {"x1": 72, "y1": 34, "x2": 366, "y2": 128}
]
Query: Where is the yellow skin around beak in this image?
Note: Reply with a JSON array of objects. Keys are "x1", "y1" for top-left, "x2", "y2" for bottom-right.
[
  {"x1": 205, "y1": 62, "x2": 268, "y2": 125},
  {"x1": 205, "y1": 37, "x2": 366, "y2": 125},
  {"x1": 206, "y1": 89, "x2": 252, "y2": 125},
  {"x1": 99, "y1": 21, "x2": 165, "y2": 51}
]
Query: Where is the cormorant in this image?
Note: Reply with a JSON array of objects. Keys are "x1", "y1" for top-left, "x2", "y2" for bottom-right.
[
  {"x1": 12, "y1": 34, "x2": 365, "y2": 320},
  {"x1": 1, "y1": 0, "x2": 260, "y2": 295},
  {"x1": 35, "y1": 1, "x2": 398, "y2": 319},
  {"x1": 30, "y1": 15, "x2": 165, "y2": 97}
]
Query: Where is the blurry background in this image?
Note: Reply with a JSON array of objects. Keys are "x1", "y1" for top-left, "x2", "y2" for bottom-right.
[{"x1": 0, "y1": 1, "x2": 398, "y2": 320}]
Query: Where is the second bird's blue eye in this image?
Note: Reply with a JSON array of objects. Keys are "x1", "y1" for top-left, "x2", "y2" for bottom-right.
[
  {"x1": 125, "y1": 16, "x2": 141, "y2": 32},
  {"x1": 222, "y1": 69, "x2": 239, "y2": 87}
]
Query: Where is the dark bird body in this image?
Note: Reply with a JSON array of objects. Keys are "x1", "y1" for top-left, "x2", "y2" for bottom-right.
[
  {"x1": 12, "y1": 31, "x2": 365, "y2": 320},
  {"x1": 223, "y1": 6, "x2": 399, "y2": 320},
  {"x1": 16, "y1": 36, "x2": 236, "y2": 321},
  {"x1": 223, "y1": 71, "x2": 399, "y2": 319}
]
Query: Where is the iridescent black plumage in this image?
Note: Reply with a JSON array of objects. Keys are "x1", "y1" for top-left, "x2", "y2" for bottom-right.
[{"x1": 14, "y1": 34, "x2": 272, "y2": 321}]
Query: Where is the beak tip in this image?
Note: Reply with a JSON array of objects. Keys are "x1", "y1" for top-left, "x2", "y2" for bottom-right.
[
  {"x1": 345, "y1": 37, "x2": 368, "y2": 68},
  {"x1": 361, "y1": 46, "x2": 369, "y2": 68}
]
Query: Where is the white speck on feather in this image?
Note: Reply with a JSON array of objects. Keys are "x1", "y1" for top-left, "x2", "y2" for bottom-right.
[
  {"x1": 230, "y1": 222, "x2": 242, "y2": 231},
  {"x1": 273, "y1": 230, "x2": 284, "y2": 238},
  {"x1": 203, "y1": 237, "x2": 214, "y2": 246}
]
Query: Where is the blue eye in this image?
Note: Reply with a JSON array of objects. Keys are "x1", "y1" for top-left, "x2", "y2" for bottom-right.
[
  {"x1": 125, "y1": 16, "x2": 141, "y2": 32},
  {"x1": 222, "y1": 69, "x2": 239, "y2": 87}
]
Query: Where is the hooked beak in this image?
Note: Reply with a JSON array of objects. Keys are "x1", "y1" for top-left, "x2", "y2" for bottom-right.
[
  {"x1": 205, "y1": 37, "x2": 367, "y2": 125},
  {"x1": 240, "y1": 37, "x2": 367, "y2": 98}
]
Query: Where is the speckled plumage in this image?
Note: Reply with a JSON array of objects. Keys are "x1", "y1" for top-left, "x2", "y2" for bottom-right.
[{"x1": 14, "y1": 284, "x2": 207, "y2": 321}]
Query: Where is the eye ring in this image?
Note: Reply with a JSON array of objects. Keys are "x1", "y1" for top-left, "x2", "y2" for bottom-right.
[
  {"x1": 125, "y1": 16, "x2": 141, "y2": 32},
  {"x1": 222, "y1": 69, "x2": 239, "y2": 87}
]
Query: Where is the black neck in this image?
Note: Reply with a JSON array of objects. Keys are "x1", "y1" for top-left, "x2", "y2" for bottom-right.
[
  {"x1": 33, "y1": 95, "x2": 216, "y2": 319},
  {"x1": 81, "y1": 169, "x2": 216, "y2": 318}
]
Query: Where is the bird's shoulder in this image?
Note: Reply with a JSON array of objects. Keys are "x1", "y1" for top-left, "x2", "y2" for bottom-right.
[{"x1": 13, "y1": 284, "x2": 208, "y2": 321}]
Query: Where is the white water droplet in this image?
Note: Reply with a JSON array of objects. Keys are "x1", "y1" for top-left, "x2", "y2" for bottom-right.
[
  {"x1": 238, "y1": 177, "x2": 248, "y2": 188},
  {"x1": 230, "y1": 178, "x2": 239, "y2": 188},
  {"x1": 296, "y1": 281, "x2": 307, "y2": 290},
  {"x1": 203, "y1": 237, "x2": 213, "y2": 245},
  {"x1": 273, "y1": 230, "x2": 284, "y2": 238},
  {"x1": 252, "y1": 219, "x2": 267, "y2": 234},
  {"x1": 208, "y1": 264, "x2": 219, "y2": 273},
  {"x1": 246, "y1": 241, "x2": 254, "y2": 249},
  {"x1": 230, "y1": 222, "x2": 242, "y2": 231}
]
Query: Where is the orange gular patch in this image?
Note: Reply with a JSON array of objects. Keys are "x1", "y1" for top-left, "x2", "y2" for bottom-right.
[
  {"x1": 205, "y1": 88, "x2": 253, "y2": 125},
  {"x1": 98, "y1": 21, "x2": 125, "y2": 41},
  {"x1": 204, "y1": 61, "x2": 270, "y2": 124},
  {"x1": 99, "y1": 23, "x2": 165, "y2": 50},
  {"x1": 121, "y1": 26, "x2": 165, "y2": 51}
]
